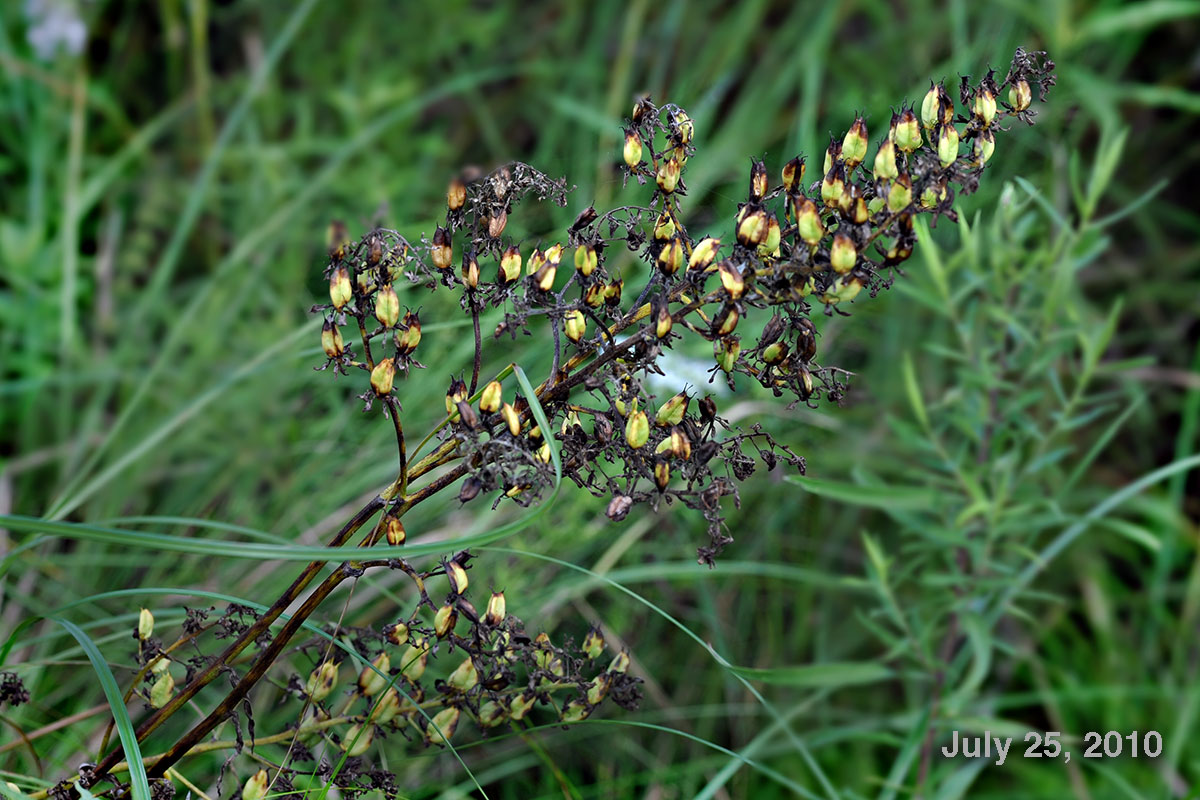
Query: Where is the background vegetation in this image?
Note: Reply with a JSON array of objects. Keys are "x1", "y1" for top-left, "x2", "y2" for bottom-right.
[{"x1": 2, "y1": 1, "x2": 1198, "y2": 798}]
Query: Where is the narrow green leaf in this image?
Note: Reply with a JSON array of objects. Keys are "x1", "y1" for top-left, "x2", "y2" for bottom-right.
[
  {"x1": 788, "y1": 475, "x2": 934, "y2": 510},
  {"x1": 729, "y1": 661, "x2": 894, "y2": 688}
]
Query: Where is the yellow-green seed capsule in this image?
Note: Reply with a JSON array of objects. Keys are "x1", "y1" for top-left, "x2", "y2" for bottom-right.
[
  {"x1": 887, "y1": 174, "x2": 913, "y2": 213},
  {"x1": 329, "y1": 266, "x2": 353, "y2": 309},
  {"x1": 526, "y1": 248, "x2": 545, "y2": 277},
  {"x1": 478, "y1": 700, "x2": 507, "y2": 727},
  {"x1": 446, "y1": 177, "x2": 466, "y2": 212},
  {"x1": 574, "y1": 244, "x2": 598, "y2": 277},
  {"x1": 499, "y1": 246, "x2": 522, "y2": 284},
  {"x1": 625, "y1": 409, "x2": 649, "y2": 449},
  {"x1": 138, "y1": 608, "x2": 154, "y2": 641},
  {"x1": 795, "y1": 197, "x2": 825, "y2": 245},
  {"x1": 564, "y1": 309, "x2": 587, "y2": 342},
  {"x1": 384, "y1": 514, "x2": 406, "y2": 546},
  {"x1": 463, "y1": 252, "x2": 480, "y2": 288},
  {"x1": 654, "y1": 458, "x2": 671, "y2": 491},
  {"x1": 656, "y1": 392, "x2": 689, "y2": 427},
  {"x1": 370, "y1": 687, "x2": 402, "y2": 724},
  {"x1": 821, "y1": 275, "x2": 865, "y2": 305},
  {"x1": 623, "y1": 130, "x2": 643, "y2": 168},
  {"x1": 545, "y1": 243, "x2": 564, "y2": 265},
  {"x1": 242, "y1": 770, "x2": 269, "y2": 800},
  {"x1": 759, "y1": 214, "x2": 781, "y2": 257},
  {"x1": 604, "y1": 279, "x2": 623, "y2": 306},
  {"x1": 587, "y1": 673, "x2": 612, "y2": 705},
  {"x1": 322, "y1": 319, "x2": 345, "y2": 359},
  {"x1": 841, "y1": 117, "x2": 869, "y2": 167},
  {"x1": 653, "y1": 209, "x2": 676, "y2": 241},
  {"x1": 358, "y1": 652, "x2": 390, "y2": 697},
  {"x1": 874, "y1": 139, "x2": 898, "y2": 181},
  {"x1": 893, "y1": 107, "x2": 922, "y2": 153},
  {"x1": 480, "y1": 380, "x2": 502, "y2": 414},
  {"x1": 431, "y1": 226, "x2": 453, "y2": 270},
  {"x1": 937, "y1": 124, "x2": 960, "y2": 168},
  {"x1": 534, "y1": 260, "x2": 557, "y2": 292},
  {"x1": 1009, "y1": 79, "x2": 1032, "y2": 112},
  {"x1": 781, "y1": 155, "x2": 806, "y2": 194},
  {"x1": 736, "y1": 207, "x2": 769, "y2": 246},
  {"x1": 370, "y1": 358, "x2": 396, "y2": 396},
  {"x1": 484, "y1": 591, "x2": 506, "y2": 626},
  {"x1": 715, "y1": 336, "x2": 741, "y2": 372},
  {"x1": 657, "y1": 237, "x2": 684, "y2": 275},
  {"x1": 509, "y1": 691, "x2": 536, "y2": 721},
  {"x1": 974, "y1": 128, "x2": 996, "y2": 164},
  {"x1": 715, "y1": 303, "x2": 739, "y2": 336},
  {"x1": 920, "y1": 182, "x2": 946, "y2": 209},
  {"x1": 446, "y1": 657, "x2": 478, "y2": 692},
  {"x1": 608, "y1": 650, "x2": 631, "y2": 674},
  {"x1": 341, "y1": 723, "x2": 374, "y2": 756},
  {"x1": 305, "y1": 661, "x2": 339, "y2": 701},
  {"x1": 149, "y1": 655, "x2": 170, "y2": 674},
  {"x1": 820, "y1": 166, "x2": 845, "y2": 208},
  {"x1": 401, "y1": 641, "x2": 427, "y2": 681},
  {"x1": 656, "y1": 158, "x2": 681, "y2": 193},
  {"x1": 375, "y1": 284, "x2": 400, "y2": 328},
  {"x1": 921, "y1": 82, "x2": 941, "y2": 130},
  {"x1": 973, "y1": 87, "x2": 997, "y2": 125},
  {"x1": 762, "y1": 341, "x2": 788, "y2": 364},
  {"x1": 501, "y1": 402, "x2": 521, "y2": 436},
  {"x1": 688, "y1": 237, "x2": 721, "y2": 272},
  {"x1": 562, "y1": 700, "x2": 590, "y2": 723},
  {"x1": 670, "y1": 426, "x2": 692, "y2": 459},
  {"x1": 823, "y1": 136, "x2": 841, "y2": 175},
  {"x1": 748, "y1": 160, "x2": 768, "y2": 202},
  {"x1": 434, "y1": 603, "x2": 457, "y2": 638},
  {"x1": 584, "y1": 282, "x2": 605, "y2": 307},
  {"x1": 655, "y1": 304, "x2": 673, "y2": 339},
  {"x1": 149, "y1": 670, "x2": 174, "y2": 708},
  {"x1": 830, "y1": 234, "x2": 856, "y2": 274},
  {"x1": 583, "y1": 626, "x2": 605, "y2": 659},
  {"x1": 673, "y1": 109, "x2": 694, "y2": 144},
  {"x1": 718, "y1": 261, "x2": 745, "y2": 299},
  {"x1": 427, "y1": 707, "x2": 460, "y2": 746},
  {"x1": 386, "y1": 621, "x2": 409, "y2": 646},
  {"x1": 446, "y1": 561, "x2": 469, "y2": 595}
]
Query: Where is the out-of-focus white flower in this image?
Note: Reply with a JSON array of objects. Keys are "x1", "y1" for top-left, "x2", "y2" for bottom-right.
[{"x1": 24, "y1": 0, "x2": 88, "y2": 61}]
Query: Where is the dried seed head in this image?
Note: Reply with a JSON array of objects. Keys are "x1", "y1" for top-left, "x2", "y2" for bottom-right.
[
  {"x1": 458, "y1": 476, "x2": 482, "y2": 503},
  {"x1": 431, "y1": 226, "x2": 453, "y2": 270},
  {"x1": 699, "y1": 395, "x2": 717, "y2": 423},
  {"x1": 487, "y1": 209, "x2": 508, "y2": 239},
  {"x1": 687, "y1": 236, "x2": 721, "y2": 272},
  {"x1": 841, "y1": 116, "x2": 869, "y2": 167},
  {"x1": 375, "y1": 284, "x2": 400, "y2": 328},
  {"x1": 606, "y1": 494, "x2": 634, "y2": 521},
  {"x1": 358, "y1": 652, "x2": 390, "y2": 697},
  {"x1": 327, "y1": 220, "x2": 349, "y2": 261},
  {"x1": 138, "y1": 608, "x2": 154, "y2": 641},
  {"x1": 329, "y1": 266, "x2": 353, "y2": 309},
  {"x1": 564, "y1": 309, "x2": 587, "y2": 342},
  {"x1": 446, "y1": 177, "x2": 466, "y2": 212},
  {"x1": 305, "y1": 661, "x2": 339, "y2": 701},
  {"x1": 781, "y1": 155, "x2": 806, "y2": 194},
  {"x1": 341, "y1": 723, "x2": 374, "y2": 756},
  {"x1": 574, "y1": 244, "x2": 598, "y2": 277},
  {"x1": 874, "y1": 138, "x2": 898, "y2": 181},
  {"x1": 656, "y1": 158, "x2": 681, "y2": 193},
  {"x1": 623, "y1": 130, "x2": 643, "y2": 168},
  {"x1": 370, "y1": 358, "x2": 396, "y2": 396},
  {"x1": 321, "y1": 319, "x2": 345, "y2": 359},
  {"x1": 484, "y1": 591, "x2": 506, "y2": 626},
  {"x1": 498, "y1": 246, "x2": 522, "y2": 284},
  {"x1": 748, "y1": 159, "x2": 768, "y2": 202},
  {"x1": 625, "y1": 409, "x2": 650, "y2": 449},
  {"x1": 830, "y1": 234, "x2": 857, "y2": 274},
  {"x1": 241, "y1": 770, "x2": 269, "y2": 800}
]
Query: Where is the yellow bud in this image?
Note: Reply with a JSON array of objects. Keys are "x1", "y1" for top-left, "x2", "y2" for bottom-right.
[
  {"x1": 821, "y1": 275, "x2": 865, "y2": 305},
  {"x1": 561, "y1": 309, "x2": 585, "y2": 343},
  {"x1": 241, "y1": 770, "x2": 269, "y2": 800},
  {"x1": 587, "y1": 673, "x2": 612, "y2": 705},
  {"x1": 874, "y1": 139, "x2": 898, "y2": 181},
  {"x1": 718, "y1": 261, "x2": 745, "y2": 299},
  {"x1": 655, "y1": 304, "x2": 673, "y2": 339},
  {"x1": 462, "y1": 251, "x2": 480, "y2": 288},
  {"x1": 625, "y1": 409, "x2": 649, "y2": 449},
  {"x1": 657, "y1": 237, "x2": 684, "y2": 275},
  {"x1": 499, "y1": 246, "x2": 522, "y2": 284},
  {"x1": 329, "y1": 266, "x2": 353, "y2": 309},
  {"x1": 358, "y1": 652, "x2": 390, "y2": 697},
  {"x1": 478, "y1": 700, "x2": 507, "y2": 727},
  {"x1": 545, "y1": 243, "x2": 564, "y2": 264},
  {"x1": 374, "y1": 284, "x2": 400, "y2": 328},
  {"x1": 830, "y1": 234, "x2": 856, "y2": 274},
  {"x1": 501, "y1": 402, "x2": 521, "y2": 436},
  {"x1": 841, "y1": 117, "x2": 869, "y2": 167},
  {"x1": 758, "y1": 214, "x2": 781, "y2": 257},
  {"x1": 623, "y1": 130, "x2": 643, "y2": 168},
  {"x1": 484, "y1": 591, "x2": 506, "y2": 626},
  {"x1": 603, "y1": 279, "x2": 623, "y2": 306},
  {"x1": 574, "y1": 244, "x2": 598, "y2": 276},
  {"x1": 138, "y1": 608, "x2": 154, "y2": 641},
  {"x1": 562, "y1": 700, "x2": 590, "y2": 723},
  {"x1": 687, "y1": 237, "x2": 720, "y2": 272},
  {"x1": 305, "y1": 661, "x2": 339, "y2": 701},
  {"x1": 370, "y1": 358, "x2": 396, "y2": 396},
  {"x1": 426, "y1": 707, "x2": 460, "y2": 746},
  {"x1": 762, "y1": 340, "x2": 788, "y2": 364},
  {"x1": 322, "y1": 319, "x2": 345, "y2": 359},
  {"x1": 480, "y1": 380, "x2": 502, "y2": 414},
  {"x1": 446, "y1": 657, "x2": 478, "y2": 692},
  {"x1": 341, "y1": 723, "x2": 374, "y2": 756},
  {"x1": 656, "y1": 158, "x2": 681, "y2": 193},
  {"x1": 937, "y1": 124, "x2": 960, "y2": 168},
  {"x1": 383, "y1": 514, "x2": 406, "y2": 546},
  {"x1": 673, "y1": 109, "x2": 694, "y2": 144},
  {"x1": 149, "y1": 670, "x2": 174, "y2": 708},
  {"x1": 715, "y1": 335, "x2": 741, "y2": 372},
  {"x1": 584, "y1": 282, "x2": 605, "y2": 307},
  {"x1": 714, "y1": 303, "x2": 739, "y2": 336}
]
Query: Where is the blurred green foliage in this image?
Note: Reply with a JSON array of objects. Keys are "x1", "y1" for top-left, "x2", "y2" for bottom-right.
[{"x1": 1, "y1": 1, "x2": 1198, "y2": 798}]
